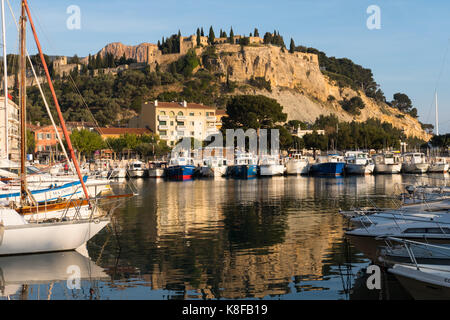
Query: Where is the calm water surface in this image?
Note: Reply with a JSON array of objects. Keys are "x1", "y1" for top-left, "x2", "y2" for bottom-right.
[{"x1": 1, "y1": 173, "x2": 449, "y2": 300}]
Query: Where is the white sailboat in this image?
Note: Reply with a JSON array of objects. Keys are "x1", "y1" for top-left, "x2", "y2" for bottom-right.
[{"x1": 0, "y1": 0, "x2": 110, "y2": 256}]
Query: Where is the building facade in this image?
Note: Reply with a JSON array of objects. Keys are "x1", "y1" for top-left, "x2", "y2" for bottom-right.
[
  {"x1": 129, "y1": 100, "x2": 223, "y2": 146},
  {"x1": 0, "y1": 97, "x2": 20, "y2": 161}
]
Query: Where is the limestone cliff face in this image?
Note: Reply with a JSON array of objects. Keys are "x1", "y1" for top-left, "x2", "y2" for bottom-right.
[
  {"x1": 82, "y1": 42, "x2": 157, "y2": 64},
  {"x1": 210, "y1": 44, "x2": 430, "y2": 140},
  {"x1": 91, "y1": 42, "x2": 430, "y2": 140}
]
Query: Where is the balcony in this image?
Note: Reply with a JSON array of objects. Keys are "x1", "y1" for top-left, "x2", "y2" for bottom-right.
[
  {"x1": 206, "y1": 116, "x2": 217, "y2": 122},
  {"x1": 176, "y1": 125, "x2": 186, "y2": 130},
  {"x1": 158, "y1": 115, "x2": 169, "y2": 121},
  {"x1": 176, "y1": 115, "x2": 186, "y2": 121},
  {"x1": 159, "y1": 135, "x2": 169, "y2": 140},
  {"x1": 158, "y1": 125, "x2": 169, "y2": 130},
  {"x1": 207, "y1": 122, "x2": 217, "y2": 128}
]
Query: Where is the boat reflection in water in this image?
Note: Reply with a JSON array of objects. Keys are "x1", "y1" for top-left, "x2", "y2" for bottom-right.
[
  {"x1": 99, "y1": 175, "x2": 432, "y2": 300},
  {"x1": 4, "y1": 174, "x2": 447, "y2": 299},
  {"x1": 0, "y1": 249, "x2": 109, "y2": 299}
]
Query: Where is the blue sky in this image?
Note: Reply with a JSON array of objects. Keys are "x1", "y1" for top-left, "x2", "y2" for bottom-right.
[{"x1": 4, "y1": 0, "x2": 450, "y2": 133}]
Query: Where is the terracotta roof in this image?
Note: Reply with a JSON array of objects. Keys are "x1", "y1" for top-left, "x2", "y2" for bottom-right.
[
  {"x1": 96, "y1": 127, "x2": 151, "y2": 135},
  {"x1": 148, "y1": 101, "x2": 216, "y2": 110}
]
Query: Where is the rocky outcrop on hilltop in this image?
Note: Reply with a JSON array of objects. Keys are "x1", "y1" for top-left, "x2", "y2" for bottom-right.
[{"x1": 89, "y1": 41, "x2": 430, "y2": 140}]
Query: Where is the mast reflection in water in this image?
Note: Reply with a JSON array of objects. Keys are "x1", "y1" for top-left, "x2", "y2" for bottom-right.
[{"x1": 2, "y1": 173, "x2": 449, "y2": 299}]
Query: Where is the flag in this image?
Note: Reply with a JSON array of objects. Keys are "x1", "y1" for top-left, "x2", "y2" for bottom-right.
[{"x1": 7, "y1": 93, "x2": 13, "y2": 101}]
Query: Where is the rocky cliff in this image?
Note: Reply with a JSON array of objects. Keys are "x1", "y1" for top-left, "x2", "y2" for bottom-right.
[{"x1": 91, "y1": 42, "x2": 430, "y2": 140}]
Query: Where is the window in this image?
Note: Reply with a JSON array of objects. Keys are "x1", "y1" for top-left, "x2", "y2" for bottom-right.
[
  {"x1": 178, "y1": 111, "x2": 184, "y2": 116},
  {"x1": 46, "y1": 133, "x2": 51, "y2": 140},
  {"x1": 190, "y1": 131, "x2": 195, "y2": 136},
  {"x1": 159, "y1": 111, "x2": 166, "y2": 115},
  {"x1": 189, "y1": 112, "x2": 194, "y2": 116},
  {"x1": 169, "y1": 111, "x2": 175, "y2": 116},
  {"x1": 177, "y1": 121, "x2": 184, "y2": 126},
  {"x1": 170, "y1": 121, "x2": 174, "y2": 126},
  {"x1": 190, "y1": 121, "x2": 194, "y2": 126},
  {"x1": 159, "y1": 121, "x2": 167, "y2": 125}
]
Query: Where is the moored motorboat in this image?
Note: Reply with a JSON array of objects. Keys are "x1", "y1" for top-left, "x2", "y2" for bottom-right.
[
  {"x1": 127, "y1": 160, "x2": 146, "y2": 178},
  {"x1": 226, "y1": 152, "x2": 258, "y2": 179},
  {"x1": 285, "y1": 153, "x2": 309, "y2": 175},
  {"x1": 345, "y1": 151, "x2": 375, "y2": 175},
  {"x1": 165, "y1": 156, "x2": 196, "y2": 181},
  {"x1": 372, "y1": 152, "x2": 402, "y2": 174},
  {"x1": 402, "y1": 153, "x2": 429, "y2": 174},
  {"x1": 258, "y1": 155, "x2": 284, "y2": 176},
  {"x1": 199, "y1": 157, "x2": 228, "y2": 178},
  {"x1": 428, "y1": 157, "x2": 449, "y2": 173},
  {"x1": 309, "y1": 154, "x2": 345, "y2": 176}
]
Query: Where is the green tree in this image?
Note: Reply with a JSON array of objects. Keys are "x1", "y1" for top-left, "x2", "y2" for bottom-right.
[
  {"x1": 229, "y1": 27, "x2": 234, "y2": 44},
  {"x1": 26, "y1": 130, "x2": 35, "y2": 155},
  {"x1": 391, "y1": 93, "x2": 412, "y2": 113},
  {"x1": 70, "y1": 129, "x2": 105, "y2": 159},
  {"x1": 208, "y1": 26, "x2": 215, "y2": 44},
  {"x1": 222, "y1": 95, "x2": 287, "y2": 130},
  {"x1": 254, "y1": 28, "x2": 259, "y2": 37},
  {"x1": 289, "y1": 38, "x2": 295, "y2": 53}
]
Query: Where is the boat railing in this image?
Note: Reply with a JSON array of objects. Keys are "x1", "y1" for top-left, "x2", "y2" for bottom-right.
[{"x1": 378, "y1": 236, "x2": 450, "y2": 270}]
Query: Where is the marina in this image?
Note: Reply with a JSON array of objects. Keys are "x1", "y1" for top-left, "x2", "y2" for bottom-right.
[{"x1": 1, "y1": 173, "x2": 449, "y2": 300}]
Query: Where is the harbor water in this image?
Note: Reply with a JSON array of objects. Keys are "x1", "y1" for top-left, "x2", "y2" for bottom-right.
[{"x1": 1, "y1": 173, "x2": 449, "y2": 300}]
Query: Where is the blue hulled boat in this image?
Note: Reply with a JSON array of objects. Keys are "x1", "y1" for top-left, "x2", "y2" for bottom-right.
[
  {"x1": 226, "y1": 152, "x2": 258, "y2": 179},
  {"x1": 165, "y1": 156, "x2": 196, "y2": 181},
  {"x1": 309, "y1": 154, "x2": 345, "y2": 176}
]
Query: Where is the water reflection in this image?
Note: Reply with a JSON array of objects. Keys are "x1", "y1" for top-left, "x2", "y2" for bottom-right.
[
  {"x1": 4, "y1": 173, "x2": 449, "y2": 299},
  {"x1": 0, "y1": 250, "x2": 109, "y2": 300}
]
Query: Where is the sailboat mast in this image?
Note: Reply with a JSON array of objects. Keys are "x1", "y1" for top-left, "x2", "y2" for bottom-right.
[
  {"x1": 1, "y1": 0, "x2": 8, "y2": 160},
  {"x1": 22, "y1": 0, "x2": 90, "y2": 200},
  {"x1": 435, "y1": 92, "x2": 439, "y2": 136},
  {"x1": 19, "y1": 1, "x2": 27, "y2": 205}
]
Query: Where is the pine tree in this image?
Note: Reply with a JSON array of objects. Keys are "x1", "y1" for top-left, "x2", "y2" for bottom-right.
[
  {"x1": 289, "y1": 38, "x2": 295, "y2": 53},
  {"x1": 200, "y1": 27, "x2": 204, "y2": 37},
  {"x1": 196, "y1": 28, "x2": 201, "y2": 46},
  {"x1": 254, "y1": 28, "x2": 259, "y2": 37},
  {"x1": 229, "y1": 27, "x2": 234, "y2": 44},
  {"x1": 208, "y1": 26, "x2": 215, "y2": 44}
]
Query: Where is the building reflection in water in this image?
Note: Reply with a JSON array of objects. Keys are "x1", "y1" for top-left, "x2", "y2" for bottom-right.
[{"x1": 7, "y1": 174, "x2": 444, "y2": 299}]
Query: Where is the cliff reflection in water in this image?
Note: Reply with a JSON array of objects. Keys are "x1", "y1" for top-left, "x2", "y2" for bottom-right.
[{"x1": 90, "y1": 175, "x2": 416, "y2": 299}]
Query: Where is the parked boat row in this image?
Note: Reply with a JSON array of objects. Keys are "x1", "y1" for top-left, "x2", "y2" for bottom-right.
[
  {"x1": 341, "y1": 185, "x2": 450, "y2": 299},
  {"x1": 113, "y1": 150, "x2": 448, "y2": 181}
]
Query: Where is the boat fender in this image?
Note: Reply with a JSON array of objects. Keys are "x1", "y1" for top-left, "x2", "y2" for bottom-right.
[{"x1": 94, "y1": 219, "x2": 100, "y2": 224}]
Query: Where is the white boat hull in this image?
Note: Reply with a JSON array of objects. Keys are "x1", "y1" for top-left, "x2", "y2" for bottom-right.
[
  {"x1": 200, "y1": 166, "x2": 227, "y2": 177},
  {"x1": 127, "y1": 169, "x2": 146, "y2": 178},
  {"x1": 259, "y1": 164, "x2": 284, "y2": 176},
  {"x1": 428, "y1": 163, "x2": 449, "y2": 173},
  {"x1": 345, "y1": 163, "x2": 375, "y2": 175},
  {"x1": 109, "y1": 168, "x2": 127, "y2": 179},
  {"x1": 402, "y1": 163, "x2": 430, "y2": 174},
  {"x1": 0, "y1": 218, "x2": 110, "y2": 256},
  {"x1": 148, "y1": 168, "x2": 165, "y2": 178},
  {"x1": 389, "y1": 264, "x2": 450, "y2": 300},
  {"x1": 374, "y1": 163, "x2": 402, "y2": 174},
  {"x1": 285, "y1": 161, "x2": 309, "y2": 175}
]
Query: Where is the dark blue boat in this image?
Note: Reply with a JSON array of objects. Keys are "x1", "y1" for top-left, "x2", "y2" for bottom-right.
[
  {"x1": 226, "y1": 152, "x2": 258, "y2": 179},
  {"x1": 165, "y1": 157, "x2": 196, "y2": 181},
  {"x1": 310, "y1": 154, "x2": 345, "y2": 176}
]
